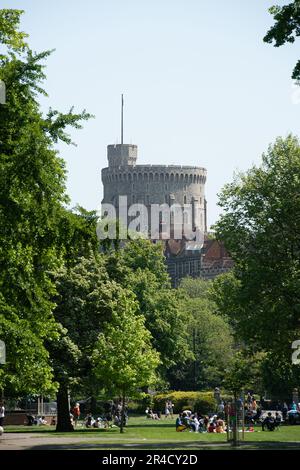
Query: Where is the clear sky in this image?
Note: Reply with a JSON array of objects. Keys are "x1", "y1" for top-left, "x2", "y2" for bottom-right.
[{"x1": 3, "y1": 0, "x2": 300, "y2": 227}]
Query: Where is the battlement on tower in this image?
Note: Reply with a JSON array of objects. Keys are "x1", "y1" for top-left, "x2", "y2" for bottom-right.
[
  {"x1": 107, "y1": 144, "x2": 137, "y2": 167},
  {"x1": 102, "y1": 165, "x2": 207, "y2": 184}
]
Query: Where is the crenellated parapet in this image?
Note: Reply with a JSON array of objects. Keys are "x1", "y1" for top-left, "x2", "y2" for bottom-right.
[{"x1": 102, "y1": 165, "x2": 207, "y2": 185}]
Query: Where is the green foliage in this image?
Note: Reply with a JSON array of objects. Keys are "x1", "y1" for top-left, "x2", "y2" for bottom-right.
[
  {"x1": 210, "y1": 272, "x2": 242, "y2": 331},
  {"x1": 215, "y1": 135, "x2": 300, "y2": 350},
  {"x1": 49, "y1": 254, "x2": 133, "y2": 386},
  {"x1": 261, "y1": 351, "x2": 300, "y2": 399},
  {"x1": 0, "y1": 10, "x2": 92, "y2": 394},
  {"x1": 105, "y1": 240, "x2": 192, "y2": 380},
  {"x1": 264, "y1": 1, "x2": 300, "y2": 79},
  {"x1": 120, "y1": 239, "x2": 170, "y2": 287},
  {"x1": 179, "y1": 276, "x2": 211, "y2": 299},
  {"x1": 93, "y1": 302, "x2": 160, "y2": 396},
  {"x1": 93, "y1": 298, "x2": 160, "y2": 432},
  {"x1": 153, "y1": 391, "x2": 215, "y2": 415},
  {"x1": 0, "y1": 9, "x2": 28, "y2": 53},
  {"x1": 222, "y1": 351, "x2": 265, "y2": 394},
  {"x1": 214, "y1": 135, "x2": 300, "y2": 395},
  {"x1": 168, "y1": 277, "x2": 234, "y2": 390},
  {"x1": 56, "y1": 206, "x2": 99, "y2": 268}
]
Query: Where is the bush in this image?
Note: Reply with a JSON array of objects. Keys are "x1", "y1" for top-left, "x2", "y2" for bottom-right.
[
  {"x1": 127, "y1": 395, "x2": 154, "y2": 414},
  {"x1": 153, "y1": 391, "x2": 215, "y2": 415}
]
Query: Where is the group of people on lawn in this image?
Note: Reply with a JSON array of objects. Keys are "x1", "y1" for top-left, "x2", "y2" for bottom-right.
[
  {"x1": 176, "y1": 410, "x2": 226, "y2": 433},
  {"x1": 70, "y1": 401, "x2": 128, "y2": 429},
  {"x1": 145, "y1": 400, "x2": 174, "y2": 420}
]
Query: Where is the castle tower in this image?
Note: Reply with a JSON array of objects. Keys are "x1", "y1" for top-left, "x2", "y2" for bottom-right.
[{"x1": 101, "y1": 96, "x2": 208, "y2": 285}]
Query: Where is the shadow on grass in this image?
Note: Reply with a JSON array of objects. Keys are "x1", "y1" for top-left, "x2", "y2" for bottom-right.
[
  {"x1": 5, "y1": 428, "x2": 119, "y2": 435},
  {"x1": 240, "y1": 441, "x2": 300, "y2": 450},
  {"x1": 23, "y1": 440, "x2": 300, "y2": 451},
  {"x1": 26, "y1": 442, "x2": 230, "y2": 450}
]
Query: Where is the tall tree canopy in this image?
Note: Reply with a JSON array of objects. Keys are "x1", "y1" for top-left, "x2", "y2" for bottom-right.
[
  {"x1": 214, "y1": 135, "x2": 300, "y2": 395},
  {"x1": 0, "y1": 9, "x2": 92, "y2": 394},
  {"x1": 93, "y1": 300, "x2": 160, "y2": 433},
  {"x1": 105, "y1": 239, "x2": 192, "y2": 383},
  {"x1": 169, "y1": 277, "x2": 234, "y2": 391},
  {"x1": 49, "y1": 254, "x2": 137, "y2": 431},
  {"x1": 264, "y1": 1, "x2": 300, "y2": 79}
]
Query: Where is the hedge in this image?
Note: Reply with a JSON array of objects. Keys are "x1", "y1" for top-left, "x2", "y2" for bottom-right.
[{"x1": 152, "y1": 391, "x2": 216, "y2": 415}]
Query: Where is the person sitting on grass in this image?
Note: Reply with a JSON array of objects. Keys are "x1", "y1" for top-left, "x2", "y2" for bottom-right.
[
  {"x1": 208, "y1": 421, "x2": 216, "y2": 433},
  {"x1": 215, "y1": 418, "x2": 225, "y2": 433},
  {"x1": 176, "y1": 413, "x2": 186, "y2": 432},
  {"x1": 189, "y1": 414, "x2": 199, "y2": 432},
  {"x1": 146, "y1": 408, "x2": 160, "y2": 420},
  {"x1": 181, "y1": 412, "x2": 192, "y2": 430},
  {"x1": 85, "y1": 414, "x2": 95, "y2": 428},
  {"x1": 203, "y1": 415, "x2": 209, "y2": 430},
  {"x1": 262, "y1": 412, "x2": 275, "y2": 431},
  {"x1": 198, "y1": 415, "x2": 206, "y2": 433},
  {"x1": 37, "y1": 416, "x2": 48, "y2": 426},
  {"x1": 93, "y1": 418, "x2": 102, "y2": 428},
  {"x1": 274, "y1": 412, "x2": 282, "y2": 430},
  {"x1": 26, "y1": 414, "x2": 35, "y2": 426}
]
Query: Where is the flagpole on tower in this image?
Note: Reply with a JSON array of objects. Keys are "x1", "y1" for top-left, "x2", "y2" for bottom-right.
[{"x1": 121, "y1": 94, "x2": 124, "y2": 145}]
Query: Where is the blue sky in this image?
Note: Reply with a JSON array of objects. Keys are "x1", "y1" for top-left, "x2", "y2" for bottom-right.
[{"x1": 3, "y1": 0, "x2": 300, "y2": 227}]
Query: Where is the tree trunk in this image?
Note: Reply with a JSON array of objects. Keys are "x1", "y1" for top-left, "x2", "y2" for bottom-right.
[
  {"x1": 56, "y1": 384, "x2": 74, "y2": 432},
  {"x1": 120, "y1": 390, "x2": 126, "y2": 434}
]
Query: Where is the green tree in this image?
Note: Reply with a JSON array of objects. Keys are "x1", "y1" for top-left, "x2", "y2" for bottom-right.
[
  {"x1": 57, "y1": 206, "x2": 99, "y2": 267},
  {"x1": 0, "y1": 9, "x2": 28, "y2": 52},
  {"x1": 0, "y1": 9, "x2": 92, "y2": 395},
  {"x1": 261, "y1": 350, "x2": 300, "y2": 398},
  {"x1": 209, "y1": 272, "x2": 242, "y2": 332},
  {"x1": 170, "y1": 277, "x2": 234, "y2": 390},
  {"x1": 264, "y1": 1, "x2": 300, "y2": 79},
  {"x1": 93, "y1": 298, "x2": 160, "y2": 433},
  {"x1": 105, "y1": 240, "x2": 192, "y2": 383},
  {"x1": 49, "y1": 254, "x2": 137, "y2": 431},
  {"x1": 214, "y1": 135, "x2": 300, "y2": 394},
  {"x1": 222, "y1": 351, "x2": 265, "y2": 395}
]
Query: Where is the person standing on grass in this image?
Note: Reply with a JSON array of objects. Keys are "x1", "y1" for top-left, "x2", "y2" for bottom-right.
[
  {"x1": 165, "y1": 400, "x2": 170, "y2": 418},
  {"x1": 168, "y1": 400, "x2": 174, "y2": 418},
  {"x1": 72, "y1": 402, "x2": 81, "y2": 427}
]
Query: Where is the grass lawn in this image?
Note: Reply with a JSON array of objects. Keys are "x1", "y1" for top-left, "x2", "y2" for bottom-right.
[{"x1": 4, "y1": 416, "x2": 300, "y2": 449}]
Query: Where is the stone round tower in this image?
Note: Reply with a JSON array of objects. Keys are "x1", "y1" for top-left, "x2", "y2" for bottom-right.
[{"x1": 101, "y1": 143, "x2": 207, "y2": 234}]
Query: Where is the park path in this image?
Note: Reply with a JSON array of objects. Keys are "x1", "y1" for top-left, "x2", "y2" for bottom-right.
[
  {"x1": 3, "y1": 432, "x2": 299, "y2": 450},
  {"x1": 0, "y1": 432, "x2": 230, "y2": 450},
  {"x1": 0, "y1": 432, "x2": 105, "y2": 450}
]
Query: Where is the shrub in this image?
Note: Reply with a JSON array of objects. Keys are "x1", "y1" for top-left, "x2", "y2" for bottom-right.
[
  {"x1": 127, "y1": 395, "x2": 154, "y2": 414},
  {"x1": 153, "y1": 391, "x2": 215, "y2": 415}
]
